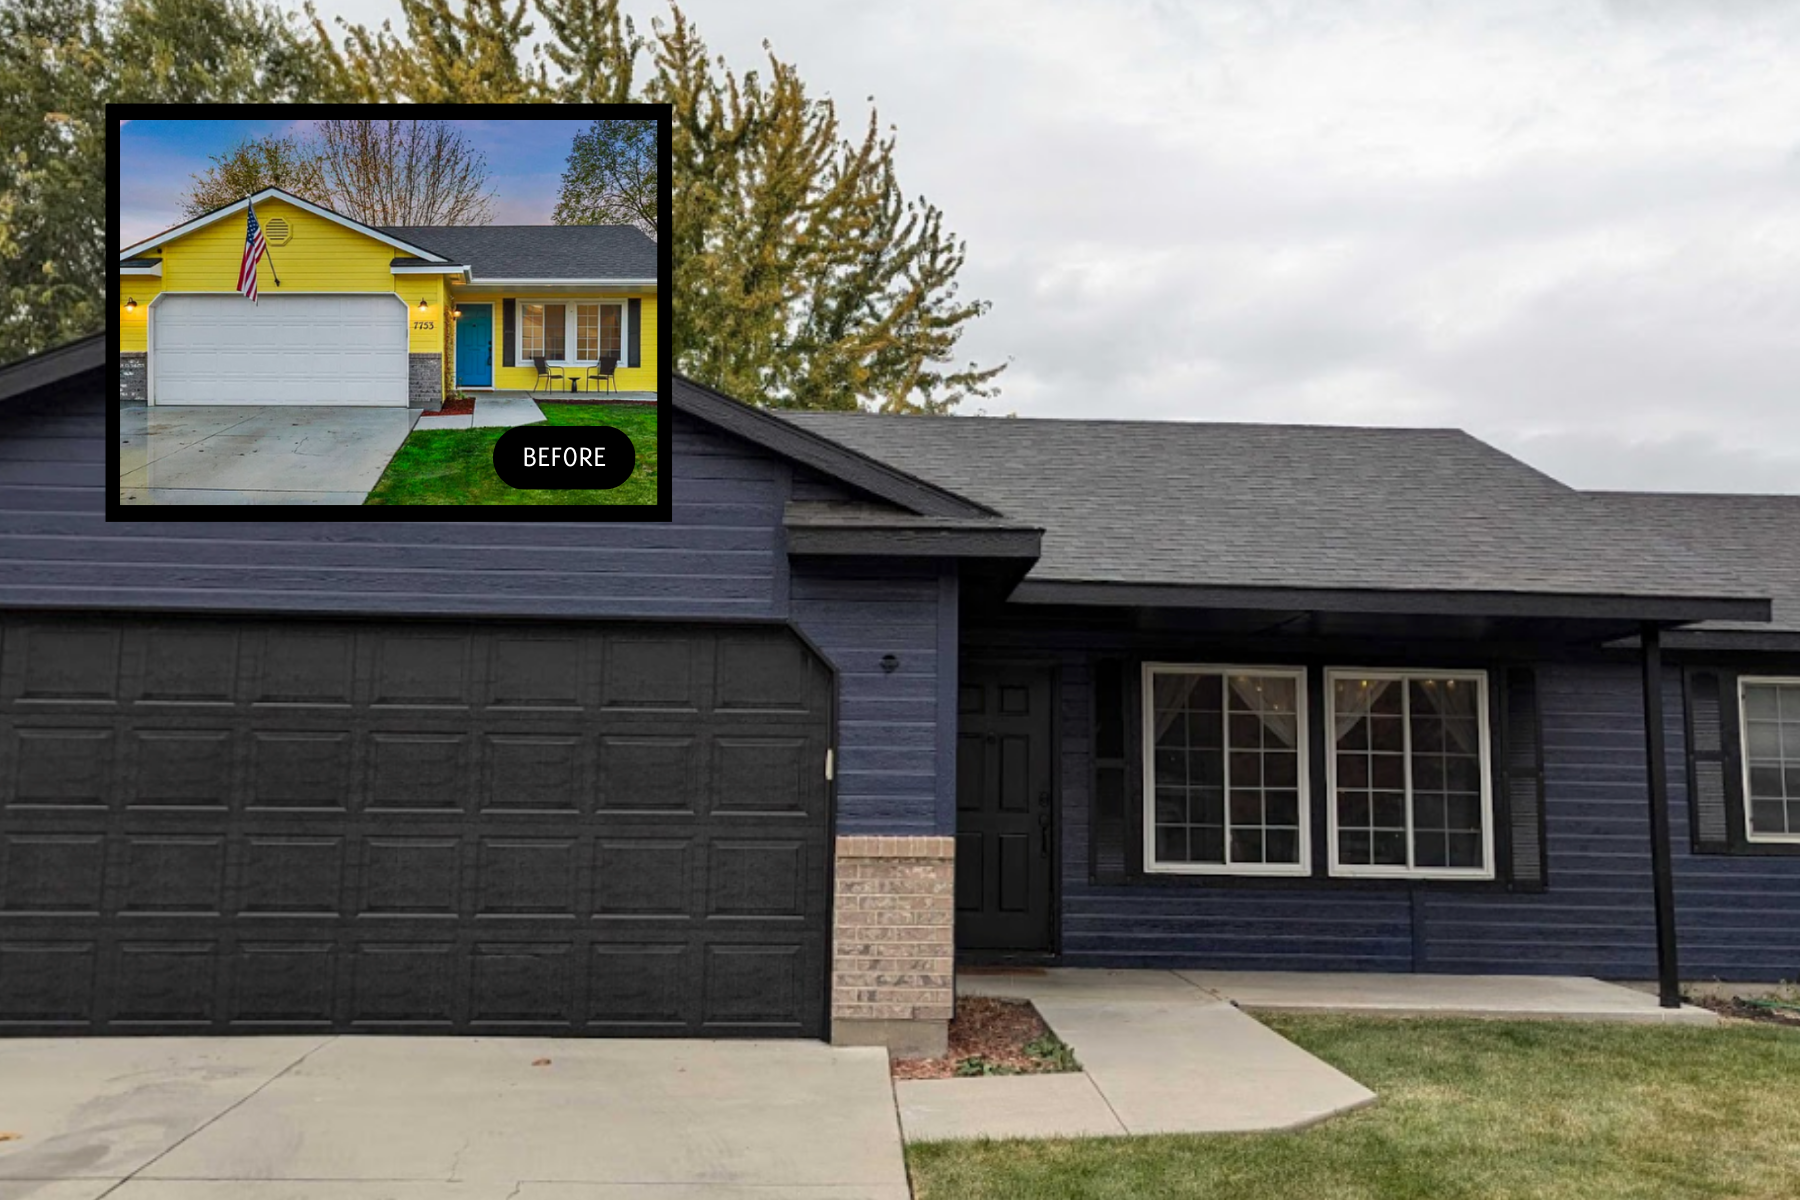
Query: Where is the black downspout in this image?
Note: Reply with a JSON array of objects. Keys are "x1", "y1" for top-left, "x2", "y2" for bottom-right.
[{"x1": 1641, "y1": 623, "x2": 1682, "y2": 1009}]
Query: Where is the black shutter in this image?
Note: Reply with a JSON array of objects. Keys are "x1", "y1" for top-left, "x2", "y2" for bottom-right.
[
  {"x1": 1684, "y1": 668, "x2": 1740, "y2": 854},
  {"x1": 628, "y1": 298, "x2": 642, "y2": 367},
  {"x1": 1091, "y1": 658, "x2": 1130, "y2": 884},
  {"x1": 1500, "y1": 667, "x2": 1549, "y2": 891},
  {"x1": 502, "y1": 298, "x2": 517, "y2": 367}
]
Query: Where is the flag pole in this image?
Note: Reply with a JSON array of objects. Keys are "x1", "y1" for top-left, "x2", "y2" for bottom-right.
[{"x1": 250, "y1": 196, "x2": 282, "y2": 287}]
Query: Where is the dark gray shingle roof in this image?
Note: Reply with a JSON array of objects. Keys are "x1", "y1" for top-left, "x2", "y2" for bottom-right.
[
  {"x1": 379, "y1": 225, "x2": 656, "y2": 281},
  {"x1": 1587, "y1": 493, "x2": 1800, "y2": 635},
  {"x1": 780, "y1": 413, "x2": 1765, "y2": 605}
]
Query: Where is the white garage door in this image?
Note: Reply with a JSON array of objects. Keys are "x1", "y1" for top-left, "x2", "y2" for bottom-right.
[{"x1": 151, "y1": 293, "x2": 409, "y2": 406}]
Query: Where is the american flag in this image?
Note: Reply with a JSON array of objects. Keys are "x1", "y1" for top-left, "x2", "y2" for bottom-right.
[{"x1": 238, "y1": 201, "x2": 267, "y2": 301}]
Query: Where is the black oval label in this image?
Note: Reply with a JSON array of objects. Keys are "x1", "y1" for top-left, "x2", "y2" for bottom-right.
[{"x1": 492, "y1": 425, "x2": 637, "y2": 491}]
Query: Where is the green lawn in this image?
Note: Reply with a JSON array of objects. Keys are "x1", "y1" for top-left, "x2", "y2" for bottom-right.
[
  {"x1": 908, "y1": 1016, "x2": 1800, "y2": 1200},
  {"x1": 364, "y1": 402, "x2": 658, "y2": 505}
]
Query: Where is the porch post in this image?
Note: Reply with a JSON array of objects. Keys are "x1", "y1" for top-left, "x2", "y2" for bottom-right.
[{"x1": 1640, "y1": 622, "x2": 1682, "y2": 1009}]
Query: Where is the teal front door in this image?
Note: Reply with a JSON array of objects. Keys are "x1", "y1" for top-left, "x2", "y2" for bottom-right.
[{"x1": 455, "y1": 303, "x2": 492, "y2": 387}]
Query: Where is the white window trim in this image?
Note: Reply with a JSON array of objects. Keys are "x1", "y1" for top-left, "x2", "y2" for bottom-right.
[
  {"x1": 1324, "y1": 667, "x2": 1495, "y2": 880},
  {"x1": 1141, "y1": 663, "x2": 1313, "y2": 878},
  {"x1": 1739, "y1": 675, "x2": 1800, "y2": 845},
  {"x1": 515, "y1": 298, "x2": 629, "y2": 365}
]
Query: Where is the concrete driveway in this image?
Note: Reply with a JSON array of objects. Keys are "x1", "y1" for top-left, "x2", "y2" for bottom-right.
[
  {"x1": 118, "y1": 404, "x2": 418, "y2": 505},
  {"x1": 0, "y1": 1037, "x2": 909, "y2": 1199}
]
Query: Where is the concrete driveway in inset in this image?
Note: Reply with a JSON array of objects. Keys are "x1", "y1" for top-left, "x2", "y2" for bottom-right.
[
  {"x1": 0, "y1": 1037, "x2": 910, "y2": 1199},
  {"x1": 118, "y1": 404, "x2": 418, "y2": 505}
]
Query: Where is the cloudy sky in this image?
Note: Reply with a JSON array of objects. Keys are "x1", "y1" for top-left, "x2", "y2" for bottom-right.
[{"x1": 272, "y1": 1, "x2": 1800, "y2": 491}]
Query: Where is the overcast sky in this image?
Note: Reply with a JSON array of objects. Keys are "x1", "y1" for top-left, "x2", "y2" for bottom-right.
[{"x1": 278, "y1": 0, "x2": 1800, "y2": 492}]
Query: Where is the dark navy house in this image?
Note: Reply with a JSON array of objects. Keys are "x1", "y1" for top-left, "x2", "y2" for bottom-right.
[{"x1": 1, "y1": 334, "x2": 1795, "y2": 1055}]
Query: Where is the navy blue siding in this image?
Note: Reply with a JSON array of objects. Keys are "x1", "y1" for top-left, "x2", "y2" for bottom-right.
[
  {"x1": 1054, "y1": 653, "x2": 1800, "y2": 981},
  {"x1": 0, "y1": 386, "x2": 953, "y2": 838}
]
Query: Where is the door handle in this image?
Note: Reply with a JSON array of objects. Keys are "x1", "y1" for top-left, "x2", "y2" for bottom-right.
[{"x1": 1039, "y1": 811, "x2": 1051, "y2": 856}]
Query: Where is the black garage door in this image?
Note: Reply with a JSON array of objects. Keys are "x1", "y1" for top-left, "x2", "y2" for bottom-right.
[{"x1": 0, "y1": 615, "x2": 833, "y2": 1037}]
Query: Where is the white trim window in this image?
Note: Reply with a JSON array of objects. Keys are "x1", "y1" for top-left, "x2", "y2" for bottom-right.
[
  {"x1": 1741, "y1": 677, "x2": 1800, "y2": 844},
  {"x1": 1142, "y1": 664, "x2": 1310, "y2": 876},
  {"x1": 1325, "y1": 669, "x2": 1494, "y2": 879},
  {"x1": 519, "y1": 300, "x2": 625, "y2": 363}
]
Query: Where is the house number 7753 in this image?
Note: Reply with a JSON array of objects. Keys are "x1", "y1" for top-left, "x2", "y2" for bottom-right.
[{"x1": 412, "y1": 321, "x2": 435, "y2": 330}]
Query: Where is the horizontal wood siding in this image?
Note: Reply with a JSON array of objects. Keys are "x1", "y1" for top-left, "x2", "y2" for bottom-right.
[
  {"x1": 455, "y1": 292, "x2": 657, "y2": 394},
  {"x1": 792, "y1": 562, "x2": 950, "y2": 837},
  {"x1": 1, "y1": 384, "x2": 952, "y2": 841},
  {"x1": 1047, "y1": 648, "x2": 1800, "y2": 980},
  {"x1": 116, "y1": 278, "x2": 163, "y2": 352}
]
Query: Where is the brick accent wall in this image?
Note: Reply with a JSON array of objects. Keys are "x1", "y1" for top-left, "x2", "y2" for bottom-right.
[
  {"x1": 831, "y1": 835, "x2": 955, "y2": 1056},
  {"x1": 120, "y1": 353, "x2": 146, "y2": 403},
  {"x1": 409, "y1": 352, "x2": 443, "y2": 409}
]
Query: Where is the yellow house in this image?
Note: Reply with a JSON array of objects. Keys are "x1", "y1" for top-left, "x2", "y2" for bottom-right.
[{"x1": 117, "y1": 187, "x2": 659, "y2": 407}]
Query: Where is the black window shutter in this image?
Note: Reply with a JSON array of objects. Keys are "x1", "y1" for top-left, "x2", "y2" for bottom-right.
[
  {"x1": 1091, "y1": 658, "x2": 1130, "y2": 884},
  {"x1": 502, "y1": 298, "x2": 517, "y2": 368},
  {"x1": 1500, "y1": 667, "x2": 1549, "y2": 892},
  {"x1": 1684, "y1": 669, "x2": 1741, "y2": 853},
  {"x1": 627, "y1": 298, "x2": 642, "y2": 367}
]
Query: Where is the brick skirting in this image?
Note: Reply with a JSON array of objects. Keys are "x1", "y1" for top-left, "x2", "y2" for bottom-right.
[
  {"x1": 831, "y1": 835, "x2": 955, "y2": 1057},
  {"x1": 409, "y1": 353, "x2": 443, "y2": 409},
  {"x1": 120, "y1": 353, "x2": 146, "y2": 403}
]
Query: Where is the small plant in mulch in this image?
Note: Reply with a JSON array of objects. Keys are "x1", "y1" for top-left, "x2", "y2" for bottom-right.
[
  {"x1": 1691, "y1": 984, "x2": 1800, "y2": 1028},
  {"x1": 424, "y1": 392, "x2": 476, "y2": 417},
  {"x1": 893, "y1": 996, "x2": 1081, "y2": 1080}
]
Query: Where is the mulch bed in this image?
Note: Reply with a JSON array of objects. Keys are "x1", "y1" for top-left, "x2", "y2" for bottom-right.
[
  {"x1": 1693, "y1": 993, "x2": 1800, "y2": 1028},
  {"x1": 892, "y1": 996, "x2": 1078, "y2": 1079},
  {"x1": 422, "y1": 394, "x2": 475, "y2": 416}
]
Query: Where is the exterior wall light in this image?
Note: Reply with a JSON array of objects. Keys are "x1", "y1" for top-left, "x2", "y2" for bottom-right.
[
  {"x1": 125, "y1": 298, "x2": 137, "y2": 311},
  {"x1": 419, "y1": 298, "x2": 429, "y2": 310},
  {"x1": 880, "y1": 654, "x2": 900, "y2": 674}
]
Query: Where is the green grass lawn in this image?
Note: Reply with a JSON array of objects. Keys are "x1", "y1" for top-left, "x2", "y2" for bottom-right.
[
  {"x1": 364, "y1": 402, "x2": 658, "y2": 505},
  {"x1": 907, "y1": 1016, "x2": 1800, "y2": 1200}
]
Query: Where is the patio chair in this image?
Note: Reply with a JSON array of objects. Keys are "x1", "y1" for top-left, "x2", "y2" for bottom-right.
[
  {"x1": 531, "y1": 356, "x2": 565, "y2": 397},
  {"x1": 591, "y1": 355, "x2": 620, "y2": 394}
]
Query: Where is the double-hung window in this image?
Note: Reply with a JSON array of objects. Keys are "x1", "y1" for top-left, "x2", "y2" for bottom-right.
[
  {"x1": 1143, "y1": 665, "x2": 1309, "y2": 875},
  {"x1": 1741, "y1": 677, "x2": 1800, "y2": 845},
  {"x1": 520, "y1": 301, "x2": 624, "y2": 362},
  {"x1": 1326, "y1": 669, "x2": 1493, "y2": 879}
]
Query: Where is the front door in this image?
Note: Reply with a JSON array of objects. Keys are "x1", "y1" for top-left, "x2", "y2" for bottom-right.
[
  {"x1": 455, "y1": 302, "x2": 492, "y2": 387},
  {"x1": 955, "y1": 664, "x2": 1055, "y2": 952}
]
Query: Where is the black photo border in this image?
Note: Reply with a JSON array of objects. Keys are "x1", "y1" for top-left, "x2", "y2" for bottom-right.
[{"x1": 105, "y1": 102, "x2": 672, "y2": 523}]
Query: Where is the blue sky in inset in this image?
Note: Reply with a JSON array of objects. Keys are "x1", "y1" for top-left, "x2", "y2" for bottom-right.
[{"x1": 120, "y1": 119, "x2": 592, "y2": 244}]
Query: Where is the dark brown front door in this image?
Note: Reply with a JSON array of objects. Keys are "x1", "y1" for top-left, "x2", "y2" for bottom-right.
[{"x1": 955, "y1": 665, "x2": 1054, "y2": 952}]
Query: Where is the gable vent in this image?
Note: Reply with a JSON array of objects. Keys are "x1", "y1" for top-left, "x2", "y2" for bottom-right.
[{"x1": 263, "y1": 217, "x2": 291, "y2": 245}]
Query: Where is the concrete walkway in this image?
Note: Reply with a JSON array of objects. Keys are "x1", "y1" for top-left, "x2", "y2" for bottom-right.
[
  {"x1": 1181, "y1": 970, "x2": 1718, "y2": 1024},
  {"x1": 0, "y1": 1037, "x2": 909, "y2": 1199},
  {"x1": 421, "y1": 395, "x2": 545, "y2": 431},
  {"x1": 897, "y1": 970, "x2": 1375, "y2": 1142}
]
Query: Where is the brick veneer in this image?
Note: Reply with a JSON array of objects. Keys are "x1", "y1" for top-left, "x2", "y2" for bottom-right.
[
  {"x1": 831, "y1": 835, "x2": 955, "y2": 1057},
  {"x1": 409, "y1": 352, "x2": 443, "y2": 409},
  {"x1": 120, "y1": 353, "x2": 146, "y2": 403}
]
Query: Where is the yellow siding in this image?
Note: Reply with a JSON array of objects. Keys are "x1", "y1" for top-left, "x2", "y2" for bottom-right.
[
  {"x1": 454, "y1": 293, "x2": 658, "y2": 393},
  {"x1": 404, "y1": 273, "x2": 447, "y2": 353},
  {"x1": 159, "y1": 198, "x2": 398, "y2": 293},
  {"x1": 117, "y1": 277, "x2": 163, "y2": 352}
]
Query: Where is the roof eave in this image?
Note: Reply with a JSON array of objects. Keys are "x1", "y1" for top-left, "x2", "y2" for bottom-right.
[
  {"x1": 785, "y1": 523, "x2": 1044, "y2": 560},
  {"x1": 460, "y1": 278, "x2": 658, "y2": 288},
  {"x1": 118, "y1": 261, "x2": 162, "y2": 276},
  {"x1": 1006, "y1": 579, "x2": 1775, "y2": 625},
  {"x1": 672, "y1": 376, "x2": 998, "y2": 520},
  {"x1": 0, "y1": 333, "x2": 106, "y2": 402},
  {"x1": 121, "y1": 188, "x2": 450, "y2": 263}
]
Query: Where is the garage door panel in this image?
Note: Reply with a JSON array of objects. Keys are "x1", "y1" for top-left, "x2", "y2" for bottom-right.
[
  {"x1": 0, "y1": 616, "x2": 833, "y2": 1037},
  {"x1": 151, "y1": 295, "x2": 408, "y2": 407}
]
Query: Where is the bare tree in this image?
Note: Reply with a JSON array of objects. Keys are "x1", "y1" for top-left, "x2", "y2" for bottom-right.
[{"x1": 314, "y1": 119, "x2": 495, "y2": 225}]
